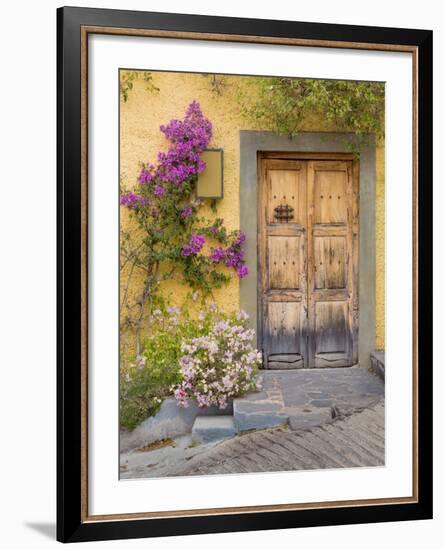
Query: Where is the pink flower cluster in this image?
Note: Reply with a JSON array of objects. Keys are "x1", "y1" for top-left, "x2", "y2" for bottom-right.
[
  {"x1": 180, "y1": 206, "x2": 193, "y2": 218},
  {"x1": 210, "y1": 231, "x2": 249, "y2": 278},
  {"x1": 173, "y1": 311, "x2": 262, "y2": 409},
  {"x1": 119, "y1": 102, "x2": 250, "y2": 281},
  {"x1": 139, "y1": 100, "x2": 212, "y2": 188},
  {"x1": 120, "y1": 101, "x2": 212, "y2": 206},
  {"x1": 119, "y1": 192, "x2": 149, "y2": 207},
  {"x1": 181, "y1": 234, "x2": 206, "y2": 257}
]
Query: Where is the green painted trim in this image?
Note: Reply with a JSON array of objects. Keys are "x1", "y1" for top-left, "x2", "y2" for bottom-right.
[{"x1": 239, "y1": 131, "x2": 376, "y2": 369}]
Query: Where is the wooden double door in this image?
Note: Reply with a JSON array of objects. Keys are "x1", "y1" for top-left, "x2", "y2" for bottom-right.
[{"x1": 259, "y1": 154, "x2": 359, "y2": 369}]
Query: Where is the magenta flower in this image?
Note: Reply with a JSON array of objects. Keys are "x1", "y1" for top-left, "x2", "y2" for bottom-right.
[
  {"x1": 210, "y1": 247, "x2": 225, "y2": 263},
  {"x1": 180, "y1": 206, "x2": 193, "y2": 218},
  {"x1": 181, "y1": 234, "x2": 205, "y2": 257},
  {"x1": 197, "y1": 159, "x2": 206, "y2": 173},
  {"x1": 120, "y1": 192, "x2": 149, "y2": 208},
  {"x1": 120, "y1": 103, "x2": 251, "y2": 288},
  {"x1": 153, "y1": 185, "x2": 166, "y2": 197},
  {"x1": 181, "y1": 246, "x2": 193, "y2": 257},
  {"x1": 133, "y1": 101, "x2": 212, "y2": 191},
  {"x1": 153, "y1": 101, "x2": 213, "y2": 186},
  {"x1": 232, "y1": 231, "x2": 246, "y2": 246},
  {"x1": 224, "y1": 247, "x2": 245, "y2": 268},
  {"x1": 190, "y1": 234, "x2": 205, "y2": 249},
  {"x1": 139, "y1": 170, "x2": 154, "y2": 185}
]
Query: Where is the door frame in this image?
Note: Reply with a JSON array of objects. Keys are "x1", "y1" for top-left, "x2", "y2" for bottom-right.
[
  {"x1": 258, "y1": 154, "x2": 359, "y2": 369},
  {"x1": 239, "y1": 131, "x2": 376, "y2": 369}
]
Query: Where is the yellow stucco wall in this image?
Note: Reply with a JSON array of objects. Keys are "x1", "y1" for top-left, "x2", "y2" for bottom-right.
[
  {"x1": 120, "y1": 71, "x2": 385, "y2": 353},
  {"x1": 375, "y1": 145, "x2": 385, "y2": 350}
]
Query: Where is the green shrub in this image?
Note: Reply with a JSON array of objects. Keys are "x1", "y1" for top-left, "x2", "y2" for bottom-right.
[
  {"x1": 239, "y1": 77, "x2": 385, "y2": 149},
  {"x1": 119, "y1": 304, "x2": 261, "y2": 430},
  {"x1": 120, "y1": 304, "x2": 206, "y2": 430}
]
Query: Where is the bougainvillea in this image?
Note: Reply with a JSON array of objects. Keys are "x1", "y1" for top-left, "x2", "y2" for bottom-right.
[
  {"x1": 173, "y1": 308, "x2": 262, "y2": 409},
  {"x1": 120, "y1": 304, "x2": 261, "y2": 429},
  {"x1": 120, "y1": 102, "x2": 249, "y2": 354}
]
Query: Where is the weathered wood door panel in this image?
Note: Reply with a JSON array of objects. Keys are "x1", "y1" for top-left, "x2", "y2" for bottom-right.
[
  {"x1": 259, "y1": 156, "x2": 358, "y2": 369},
  {"x1": 307, "y1": 161, "x2": 358, "y2": 367},
  {"x1": 260, "y1": 159, "x2": 308, "y2": 369}
]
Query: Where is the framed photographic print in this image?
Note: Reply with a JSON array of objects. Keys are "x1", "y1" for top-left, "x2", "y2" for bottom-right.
[{"x1": 57, "y1": 6, "x2": 433, "y2": 543}]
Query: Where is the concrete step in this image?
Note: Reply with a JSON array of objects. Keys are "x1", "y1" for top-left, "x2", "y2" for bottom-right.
[
  {"x1": 192, "y1": 416, "x2": 236, "y2": 444},
  {"x1": 287, "y1": 406, "x2": 333, "y2": 431},
  {"x1": 370, "y1": 351, "x2": 385, "y2": 381},
  {"x1": 233, "y1": 397, "x2": 288, "y2": 432},
  {"x1": 120, "y1": 397, "x2": 233, "y2": 453}
]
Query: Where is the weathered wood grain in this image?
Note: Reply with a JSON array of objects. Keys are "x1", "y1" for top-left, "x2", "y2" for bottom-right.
[
  {"x1": 268, "y1": 236, "x2": 300, "y2": 289},
  {"x1": 309, "y1": 160, "x2": 357, "y2": 367},
  {"x1": 258, "y1": 155, "x2": 358, "y2": 369}
]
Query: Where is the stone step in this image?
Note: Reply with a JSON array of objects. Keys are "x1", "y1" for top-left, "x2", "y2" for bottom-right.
[
  {"x1": 120, "y1": 397, "x2": 233, "y2": 453},
  {"x1": 192, "y1": 416, "x2": 236, "y2": 444},
  {"x1": 287, "y1": 406, "x2": 333, "y2": 431},
  {"x1": 233, "y1": 398, "x2": 288, "y2": 432},
  {"x1": 370, "y1": 351, "x2": 385, "y2": 381}
]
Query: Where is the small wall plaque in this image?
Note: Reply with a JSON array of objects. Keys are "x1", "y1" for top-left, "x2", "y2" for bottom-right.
[{"x1": 196, "y1": 149, "x2": 224, "y2": 199}]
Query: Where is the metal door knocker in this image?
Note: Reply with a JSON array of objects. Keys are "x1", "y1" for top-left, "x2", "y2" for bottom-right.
[{"x1": 274, "y1": 204, "x2": 294, "y2": 222}]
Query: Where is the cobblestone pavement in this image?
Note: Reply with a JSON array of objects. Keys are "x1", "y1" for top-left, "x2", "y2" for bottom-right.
[
  {"x1": 169, "y1": 401, "x2": 385, "y2": 476},
  {"x1": 121, "y1": 400, "x2": 384, "y2": 478},
  {"x1": 236, "y1": 367, "x2": 385, "y2": 432}
]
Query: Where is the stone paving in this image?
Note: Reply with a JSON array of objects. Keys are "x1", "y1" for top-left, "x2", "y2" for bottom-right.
[
  {"x1": 120, "y1": 400, "x2": 384, "y2": 478},
  {"x1": 174, "y1": 401, "x2": 385, "y2": 476},
  {"x1": 234, "y1": 366, "x2": 384, "y2": 432},
  {"x1": 120, "y1": 366, "x2": 384, "y2": 479}
]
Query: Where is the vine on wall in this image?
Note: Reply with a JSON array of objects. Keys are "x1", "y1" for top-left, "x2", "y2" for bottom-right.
[
  {"x1": 239, "y1": 77, "x2": 385, "y2": 148},
  {"x1": 120, "y1": 102, "x2": 248, "y2": 355},
  {"x1": 120, "y1": 70, "x2": 159, "y2": 102}
]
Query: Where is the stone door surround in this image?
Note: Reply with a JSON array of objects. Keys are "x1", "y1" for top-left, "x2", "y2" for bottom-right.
[{"x1": 240, "y1": 131, "x2": 376, "y2": 369}]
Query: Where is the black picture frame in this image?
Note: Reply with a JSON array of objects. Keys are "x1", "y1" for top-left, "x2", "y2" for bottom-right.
[{"x1": 57, "y1": 6, "x2": 433, "y2": 543}]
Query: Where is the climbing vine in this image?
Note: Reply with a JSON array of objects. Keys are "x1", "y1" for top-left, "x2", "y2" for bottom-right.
[
  {"x1": 120, "y1": 102, "x2": 248, "y2": 355},
  {"x1": 201, "y1": 73, "x2": 227, "y2": 95},
  {"x1": 119, "y1": 70, "x2": 159, "y2": 102},
  {"x1": 240, "y1": 77, "x2": 385, "y2": 147}
]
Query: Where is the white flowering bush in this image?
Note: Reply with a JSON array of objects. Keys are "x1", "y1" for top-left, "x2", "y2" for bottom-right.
[
  {"x1": 173, "y1": 308, "x2": 262, "y2": 409},
  {"x1": 120, "y1": 302, "x2": 262, "y2": 429}
]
